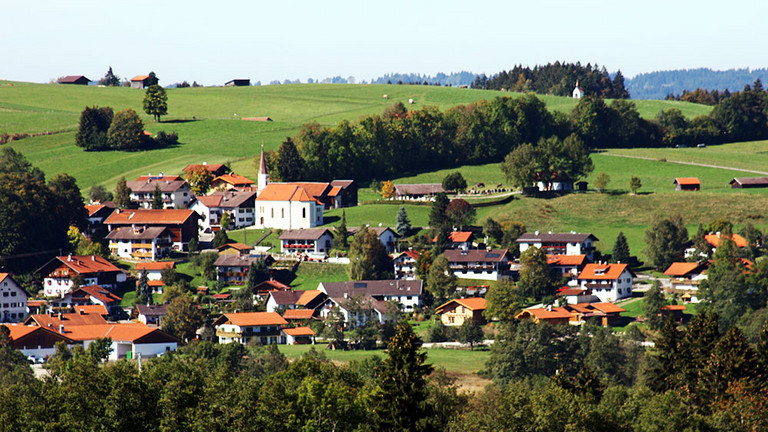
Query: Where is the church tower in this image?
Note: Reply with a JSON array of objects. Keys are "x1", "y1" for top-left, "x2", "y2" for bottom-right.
[{"x1": 258, "y1": 146, "x2": 269, "y2": 193}]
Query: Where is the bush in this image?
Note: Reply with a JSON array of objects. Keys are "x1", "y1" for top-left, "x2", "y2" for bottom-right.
[{"x1": 153, "y1": 131, "x2": 179, "y2": 146}]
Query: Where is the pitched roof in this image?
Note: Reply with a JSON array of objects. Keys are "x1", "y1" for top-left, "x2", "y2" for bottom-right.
[
  {"x1": 330, "y1": 180, "x2": 355, "y2": 189},
  {"x1": 85, "y1": 204, "x2": 112, "y2": 217},
  {"x1": 58, "y1": 75, "x2": 90, "y2": 83},
  {"x1": 588, "y1": 303, "x2": 626, "y2": 314},
  {"x1": 328, "y1": 186, "x2": 342, "y2": 197},
  {"x1": 0, "y1": 273, "x2": 17, "y2": 287},
  {"x1": 348, "y1": 226, "x2": 397, "y2": 237},
  {"x1": 435, "y1": 297, "x2": 486, "y2": 313},
  {"x1": 268, "y1": 290, "x2": 304, "y2": 305},
  {"x1": 517, "y1": 307, "x2": 572, "y2": 320},
  {"x1": 443, "y1": 249, "x2": 509, "y2": 263},
  {"x1": 283, "y1": 326, "x2": 315, "y2": 336},
  {"x1": 252, "y1": 279, "x2": 290, "y2": 292},
  {"x1": 73, "y1": 304, "x2": 109, "y2": 316},
  {"x1": 705, "y1": 233, "x2": 748, "y2": 248},
  {"x1": 256, "y1": 184, "x2": 320, "y2": 203},
  {"x1": 5, "y1": 325, "x2": 73, "y2": 344},
  {"x1": 195, "y1": 190, "x2": 258, "y2": 209},
  {"x1": 279, "y1": 228, "x2": 331, "y2": 241},
  {"x1": 394, "y1": 183, "x2": 446, "y2": 196},
  {"x1": 674, "y1": 177, "x2": 700, "y2": 185},
  {"x1": 73, "y1": 285, "x2": 122, "y2": 304},
  {"x1": 547, "y1": 254, "x2": 587, "y2": 266},
  {"x1": 557, "y1": 288, "x2": 588, "y2": 297},
  {"x1": 662, "y1": 304, "x2": 687, "y2": 311},
  {"x1": 136, "y1": 261, "x2": 175, "y2": 271},
  {"x1": 578, "y1": 263, "x2": 630, "y2": 280},
  {"x1": 62, "y1": 323, "x2": 179, "y2": 343},
  {"x1": 664, "y1": 262, "x2": 707, "y2": 277},
  {"x1": 319, "y1": 280, "x2": 423, "y2": 298},
  {"x1": 516, "y1": 232, "x2": 598, "y2": 243},
  {"x1": 212, "y1": 174, "x2": 255, "y2": 186},
  {"x1": 214, "y1": 254, "x2": 271, "y2": 267},
  {"x1": 730, "y1": 177, "x2": 768, "y2": 187},
  {"x1": 42, "y1": 255, "x2": 122, "y2": 276},
  {"x1": 216, "y1": 312, "x2": 288, "y2": 327},
  {"x1": 25, "y1": 311, "x2": 108, "y2": 327},
  {"x1": 184, "y1": 163, "x2": 228, "y2": 174},
  {"x1": 135, "y1": 304, "x2": 168, "y2": 317},
  {"x1": 297, "y1": 290, "x2": 324, "y2": 306},
  {"x1": 135, "y1": 175, "x2": 183, "y2": 182},
  {"x1": 283, "y1": 309, "x2": 315, "y2": 320},
  {"x1": 392, "y1": 250, "x2": 420, "y2": 261},
  {"x1": 105, "y1": 209, "x2": 197, "y2": 225},
  {"x1": 432, "y1": 231, "x2": 474, "y2": 243},
  {"x1": 105, "y1": 226, "x2": 170, "y2": 240},
  {"x1": 125, "y1": 179, "x2": 189, "y2": 193},
  {"x1": 215, "y1": 242, "x2": 253, "y2": 252},
  {"x1": 131, "y1": 75, "x2": 150, "y2": 81}
]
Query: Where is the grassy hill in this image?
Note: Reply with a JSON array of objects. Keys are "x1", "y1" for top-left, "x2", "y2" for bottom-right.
[{"x1": 0, "y1": 81, "x2": 711, "y2": 193}]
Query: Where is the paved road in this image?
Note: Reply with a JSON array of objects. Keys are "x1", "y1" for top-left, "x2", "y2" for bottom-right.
[{"x1": 602, "y1": 152, "x2": 768, "y2": 176}]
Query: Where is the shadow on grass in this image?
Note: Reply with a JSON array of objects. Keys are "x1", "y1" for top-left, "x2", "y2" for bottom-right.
[
  {"x1": 160, "y1": 118, "x2": 201, "y2": 124},
  {"x1": 324, "y1": 215, "x2": 341, "y2": 224}
]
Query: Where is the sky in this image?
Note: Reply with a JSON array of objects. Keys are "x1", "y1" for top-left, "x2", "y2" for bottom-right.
[{"x1": 3, "y1": 0, "x2": 767, "y2": 86}]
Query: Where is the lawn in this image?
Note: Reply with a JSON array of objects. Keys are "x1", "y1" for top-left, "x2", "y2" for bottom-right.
[{"x1": 290, "y1": 262, "x2": 349, "y2": 290}]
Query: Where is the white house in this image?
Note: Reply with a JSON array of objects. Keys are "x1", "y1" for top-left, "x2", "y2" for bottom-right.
[
  {"x1": 517, "y1": 231, "x2": 599, "y2": 262},
  {"x1": 663, "y1": 261, "x2": 710, "y2": 303},
  {"x1": 126, "y1": 177, "x2": 193, "y2": 209},
  {"x1": 317, "y1": 280, "x2": 423, "y2": 318},
  {"x1": 0, "y1": 273, "x2": 28, "y2": 323},
  {"x1": 577, "y1": 263, "x2": 634, "y2": 302},
  {"x1": 279, "y1": 229, "x2": 334, "y2": 255},
  {"x1": 265, "y1": 290, "x2": 326, "y2": 313},
  {"x1": 105, "y1": 226, "x2": 173, "y2": 260},
  {"x1": 255, "y1": 184, "x2": 324, "y2": 229},
  {"x1": 63, "y1": 323, "x2": 179, "y2": 360},
  {"x1": 5, "y1": 325, "x2": 73, "y2": 361},
  {"x1": 48, "y1": 285, "x2": 122, "y2": 316},
  {"x1": 38, "y1": 255, "x2": 127, "y2": 298},
  {"x1": 442, "y1": 249, "x2": 512, "y2": 281},
  {"x1": 547, "y1": 254, "x2": 587, "y2": 285},
  {"x1": 392, "y1": 250, "x2": 420, "y2": 280},
  {"x1": 136, "y1": 261, "x2": 175, "y2": 294},
  {"x1": 190, "y1": 190, "x2": 258, "y2": 233},
  {"x1": 282, "y1": 326, "x2": 316, "y2": 345},
  {"x1": 213, "y1": 312, "x2": 288, "y2": 345},
  {"x1": 349, "y1": 226, "x2": 398, "y2": 253},
  {"x1": 133, "y1": 304, "x2": 168, "y2": 326}
]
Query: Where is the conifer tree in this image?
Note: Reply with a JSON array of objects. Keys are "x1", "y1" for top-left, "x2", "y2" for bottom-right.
[
  {"x1": 612, "y1": 231, "x2": 630, "y2": 264},
  {"x1": 114, "y1": 177, "x2": 132, "y2": 209},
  {"x1": 151, "y1": 184, "x2": 164, "y2": 209},
  {"x1": 135, "y1": 271, "x2": 153, "y2": 305},
  {"x1": 643, "y1": 280, "x2": 666, "y2": 330},
  {"x1": 428, "y1": 193, "x2": 449, "y2": 229},
  {"x1": 395, "y1": 206, "x2": 411, "y2": 237},
  {"x1": 333, "y1": 210, "x2": 349, "y2": 249},
  {"x1": 276, "y1": 137, "x2": 304, "y2": 182}
]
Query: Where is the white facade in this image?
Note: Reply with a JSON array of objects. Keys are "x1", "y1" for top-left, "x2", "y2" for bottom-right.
[
  {"x1": 191, "y1": 200, "x2": 256, "y2": 233},
  {"x1": 279, "y1": 231, "x2": 334, "y2": 254},
  {"x1": 578, "y1": 269, "x2": 634, "y2": 302},
  {"x1": 109, "y1": 237, "x2": 171, "y2": 261},
  {"x1": 0, "y1": 275, "x2": 27, "y2": 323},
  {"x1": 255, "y1": 200, "x2": 323, "y2": 230},
  {"x1": 393, "y1": 253, "x2": 418, "y2": 280},
  {"x1": 216, "y1": 322, "x2": 284, "y2": 345}
]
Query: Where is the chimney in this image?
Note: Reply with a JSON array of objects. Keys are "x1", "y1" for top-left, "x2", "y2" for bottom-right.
[
  {"x1": 547, "y1": 305, "x2": 552, "y2": 311},
  {"x1": 59, "y1": 324, "x2": 65, "y2": 334},
  {"x1": 79, "y1": 308, "x2": 85, "y2": 315},
  {"x1": 92, "y1": 256, "x2": 96, "y2": 261},
  {"x1": 535, "y1": 230, "x2": 540, "y2": 235},
  {"x1": 67, "y1": 254, "x2": 72, "y2": 262}
]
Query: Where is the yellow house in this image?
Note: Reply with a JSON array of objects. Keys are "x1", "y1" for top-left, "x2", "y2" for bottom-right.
[{"x1": 435, "y1": 298, "x2": 487, "y2": 326}]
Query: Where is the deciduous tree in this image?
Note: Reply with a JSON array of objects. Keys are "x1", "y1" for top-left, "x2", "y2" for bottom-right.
[
  {"x1": 644, "y1": 215, "x2": 689, "y2": 272},
  {"x1": 143, "y1": 84, "x2": 168, "y2": 122},
  {"x1": 163, "y1": 295, "x2": 205, "y2": 343},
  {"x1": 594, "y1": 172, "x2": 610, "y2": 192},
  {"x1": 425, "y1": 255, "x2": 456, "y2": 306},
  {"x1": 629, "y1": 176, "x2": 642, "y2": 194},
  {"x1": 107, "y1": 109, "x2": 145, "y2": 150},
  {"x1": 114, "y1": 177, "x2": 132, "y2": 209},
  {"x1": 75, "y1": 106, "x2": 113, "y2": 150},
  {"x1": 445, "y1": 199, "x2": 476, "y2": 229},
  {"x1": 518, "y1": 247, "x2": 559, "y2": 301},
  {"x1": 441, "y1": 171, "x2": 467, "y2": 193},
  {"x1": 184, "y1": 165, "x2": 214, "y2": 196},
  {"x1": 347, "y1": 226, "x2": 390, "y2": 280},
  {"x1": 380, "y1": 180, "x2": 395, "y2": 199}
]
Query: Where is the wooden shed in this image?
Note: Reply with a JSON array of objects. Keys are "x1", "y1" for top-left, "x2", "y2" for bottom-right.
[
  {"x1": 674, "y1": 177, "x2": 700, "y2": 191},
  {"x1": 58, "y1": 75, "x2": 90, "y2": 85},
  {"x1": 730, "y1": 177, "x2": 768, "y2": 189},
  {"x1": 225, "y1": 79, "x2": 251, "y2": 86}
]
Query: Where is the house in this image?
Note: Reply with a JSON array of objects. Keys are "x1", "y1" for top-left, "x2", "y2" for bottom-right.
[
  {"x1": 536, "y1": 173, "x2": 575, "y2": 192},
  {"x1": 136, "y1": 261, "x2": 175, "y2": 294},
  {"x1": 105, "y1": 226, "x2": 173, "y2": 260},
  {"x1": 24, "y1": 309, "x2": 109, "y2": 328},
  {"x1": 515, "y1": 306, "x2": 572, "y2": 325},
  {"x1": 266, "y1": 290, "x2": 327, "y2": 313},
  {"x1": 130, "y1": 75, "x2": 151, "y2": 89},
  {"x1": 126, "y1": 177, "x2": 193, "y2": 209},
  {"x1": 705, "y1": 232, "x2": 748, "y2": 249},
  {"x1": 556, "y1": 287, "x2": 598, "y2": 305},
  {"x1": 566, "y1": 302, "x2": 626, "y2": 326},
  {"x1": 349, "y1": 226, "x2": 398, "y2": 252},
  {"x1": 3, "y1": 324, "x2": 74, "y2": 360},
  {"x1": 105, "y1": 209, "x2": 200, "y2": 251},
  {"x1": 255, "y1": 184, "x2": 325, "y2": 229},
  {"x1": 393, "y1": 250, "x2": 420, "y2": 280},
  {"x1": 442, "y1": 249, "x2": 512, "y2": 281},
  {"x1": 279, "y1": 228, "x2": 334, "y2": 254},
  {"x1": 282, "y1": 309, "x2": 317, "y2": 321},
  {"x1": 58, "y1": 75, "x2": 91, "y2": 85},
  {"x1": 517, "y1": 231, "x2": 599, "y2": 262},
  {"x1": 48, "y1": 285, "x2": 122, "y2": 316},
  {"x1": 433, "y1": 231, "x2": 475, "y2": 250},
  {"x1": 730, "y1": 177, "x2": 768, "y2": 189},
  {"x1": 0, "y1": 273, "x2": 28, "y2": 323},
  {"x1": 661, "y1": 304, "x2": 687, "y2": 321},
  {"x1": 190, "y1": 190, "x2": 258, "y2": 232},
  {"x1": 318, "y1": 280, "x2": 423, "y2": 314},
  {"x1": 225, "y1": 79, "x2": 250, "y2": 86},
  {"x1": 62, "y1": 323, "x2": 179, "y2": 359},
  {"x1": 213, "y1": 312, "x2": 288, "y2": 345},
  {"x1": 252, "y1": 279, "x2": 291, "y2": 295},
  {"x1": 663, "y1": 261, "x2": 709, "y2": 302},
  {"x1": 214, "y1": 254, "x2": 273, "y2": 284},
  {"x1": 572, "y1": 81, "x2": 584, "y2": 99},
  {"x1": 183, "y1": 163, "x2": 230, "y2": 178},
  {"x1": 216, "y1": 242, "x2": 253, "y2": 256},
  {"x1": 577, "y1": 263, "x2": 634, "y2": 302},
  {"x1": 393, "y1": 184, "x2": 447, "y2": 200},
  {"x1": 674, "y1": 177, "x2": 700, "y2": 191},
  {"x1": 282, "y1": 326, "x2": 315, "y2": 344},
  {"x1": 212, "y1": 174, "x2": 256, "y2": 191},
  {"x1": 547, "y1": 254, "x2": 588, "y2": 284},
  {"x1": 329, "y1": 180, "x2": 358, "y2": 208},
  {"x1": 435, "y1": 297, "x2": 486, "y2": 326},
  {"x1": 84, "y1": 204, "x2": 115, "y2": 238},
  {"x1": 133, "y1": 304, "x2": 168, "y2": 326},
  {"x1": 319, "y1": 295, "x2": 397, "y2": 327},
  {"x1": 38, "y1": 255, "x2": 127, "y2": 297}
]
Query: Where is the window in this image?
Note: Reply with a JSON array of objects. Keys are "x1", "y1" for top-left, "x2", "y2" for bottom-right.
[
  {"x1": 281, "y1": 209, "x2": 285, "y2": 218},
  {"x1": 302, "y1": 208, "x2": 306, "y2": 218},
  {"x1": 271, "y1": 208, "x2": 274, "y2": 218},
  {"x1": 2, "y1": 292, "x2": 7, "y2": 297}
]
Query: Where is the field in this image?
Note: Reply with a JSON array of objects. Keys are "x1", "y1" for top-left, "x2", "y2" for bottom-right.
[{"x1": 0, "y1": 81, "x2": 710, "y2": 194}]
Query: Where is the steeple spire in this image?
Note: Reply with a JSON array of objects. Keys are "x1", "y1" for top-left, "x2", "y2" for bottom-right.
[
  {"x1": 259, "y1": 145, "x2": 266, "y2": 174},
  {"x1": 257, "y1": 145, "x2": 269, "y2": 193}
]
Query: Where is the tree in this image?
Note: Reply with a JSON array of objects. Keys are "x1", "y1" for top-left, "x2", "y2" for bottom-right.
[
  {"x1": 457, "y1": 319, "x2": 483, "y2": 350},
  {"x1": 347, "y1": 226, "x2": 391, "y2": 280},
  {"x1": 484, "y1": 279, "x2": 522, "y2": 322},
  {"x1": 98, "y1": 66, "x2": 120, "y2": 86},
  {"x1": 442, "y1": 172, "x2": 467, "y2": 193},
  {"x1": 425, "y1": 255, "x2": 457, "y2": 306},
  {"x1": 183, "y1": 165, "x2": 214, "y2": 196},
  {"x1": 151, "y1": 184, "x2": 164, "y2": 209},
  {"x1": 48, "y1": 173, "x2": 87, "y2": 230},
  {"x1": 89, "y1": 184, "x2": 112, "y2": 203},
  {"x1": 143, "y1": 84, "x2": 168, "y2": 122},
  {"x1": 246, "y1": 259, "x2": 269, "y2": 291},
  {"x1": 275, "y1": 137, "x2": 304, "y2": 182},
  {"x1": 333, "y1": 210, "x2": 349, "y2": 249},
  {"x1": 644, "y1": 215, "x2": 689, "y2": 272},
  {"x1": 518, "y1": 247, "x2": 559, "y2": 301},
  {"x1": 212, "y1": 229, "x2": 230, "y2": 249},
  {"x1": 445, "y1": 199, "x2": 476, "y2": 229},
  {"x1": 395, "y1": 206, "x2": 411, "y2": 237},
  {"x1": 612, "y1": 231, "x2": 630, "y2": 264},
  {"x1": 191, "y1": 251, "x2": 219, "y2": 280},
  {"x1": 75, "y1": 106, "x2": 113, "y2": 150},
  {"x1": 135, "y1": 271, "x2": 153, "y2": 306},
  {"x1": 219, "y1": 212, "x2": 231, "y2": 231},
  {"x1": 428, "y1": 193, "x2": 449, "y2": 229},
  {"x1": 146, "y1": 71, "x2": 159, "y2": 86},
  {"x1": 114, "y1": 177, "x2": 132, "y2": 209},
  {"x1": 483, "y1": 217, "x2": 503, "y2": 246},
  {"x1": 629, "y1": 176, "x2": 642, "y2": 194},
  {"x1": 107, "y1": 109, "x2": 145, "y2": 150},
  {"x1": 500, "y1": 142, "x2": 538, "y2": 190},
  {"x1": 500, "y1": 221, "x2": 527, "y2": 258},
  {"x1": 700, "y1": 236, "x2": 749, "y2": 330},
  {"x1": 643, "y1": 281, "x2": 666, "y2": 330},
  {"x1": 380, "y1": 180, "x2": 396, "y2": 199},
  {"x1": 163, "y1": 295, "x2": 205, "y2": 343},
  {"x1": 594, "y1": 172, "x2": 610, "y2": 192},
  {"x1": 370, "y1": 322, "x2": 435, "y2": 432}
]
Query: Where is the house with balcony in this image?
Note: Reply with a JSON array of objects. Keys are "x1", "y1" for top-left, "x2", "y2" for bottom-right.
[
  {"x1": 136, "y1": 261, "x2": 175, "y2": 294},
  {"x1": 126, "y1": 177, "x2": 193, "y2": 209},
  {"x1": 663, "y1": 261, "x2": 710, "y2": 302},
  {"x1": 279, "y1": 228, "x2": 333, "y2": 255},
  {"x1": 105, "y1": 226, "x2": 173, "y2": 260},
  {"x1": 435, "y1": 297, "x2": 486, "y2": 327},
  {"x1": 48, "y1": 285, "x2": 122, "y2": 316},
  {"x1": 265, "y1": 290, "x2": 326, "y2": 313},
  {"x1": 190, "y1": 190, "x2": 257, "y2": 233},
  {"x1": 214, "y1": 254, "x2": 273, "y2": 285},
  {"x1": 517, "y1": 231, "x2": 599, "y2": 262},
  {"x1": 104, "y1": 209, "x2": 200, "y2": 251},
  {"x1": 0, "y1": 273, "x2": 28, "y2": 323},
  {"x1": 38, "y1": 255, "x2": 127, "y2": 298},
  {"x1": 547, "y1": 254, "x2": 587, "y2": 285},
  {"x1": 349, "y1": 226, "x2": 398, "y2": 252},
  {"x1": 317, "y1": 280, "x2": 423, "y2": 321},
  {"x1": 213, "y1": 312, "x2": 288, "y2": 345},
  {"x1": 442, "y1": 249, "x2": 511, "y2": 281},
  {"x1": 433, "y1": 231, "x2": 475, "y2": 250},
  {"x1": 392, "y1": 250, "x2": 420, "y2": 280},
  {"x1": 577, "y1": 263, "x2": 634, "y2": 302},
  {"x1": 515, "y1": 306, "x2": 572, "y2": 325}
]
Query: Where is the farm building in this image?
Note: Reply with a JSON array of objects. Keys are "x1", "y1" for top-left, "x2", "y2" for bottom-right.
[
  {"x1": 393, "y1": 184, "x2": 448, "y2": 200},
  {"x1": 674, "y1": 177, "x2": 700, "y2": 191},
  {"x1": 729, "y1": 177, "x2": 768, "y2": 188},
  {"x1": 225, "y1": 79, "x2": 251, "y2": 86},
  {"x1": 58, "y1": 75, "x2": 90, "y2": 85},
  {"x1": 131, "y1": 75, "x2": 151, "y2": 89}
]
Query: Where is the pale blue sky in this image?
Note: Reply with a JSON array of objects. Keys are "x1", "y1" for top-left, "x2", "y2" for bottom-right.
[{"x1": 2, "y1": 0, "x2": 766, "y2": 85}]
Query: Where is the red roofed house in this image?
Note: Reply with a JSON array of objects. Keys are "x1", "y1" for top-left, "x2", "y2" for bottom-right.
[
  {"x1": 433, "y1": 231, "x2": 475, "y2": 250},
  {"x1": 577, "y1": 263, "x2": 634, "y2": 302},
  {"x1": 183, "y1": 163, "x2": 230, "y2": 178},
  {"x1": 62, "y1": 323, "x2": 179, "y2": 360},
  {"x1": 705, "y1": 232, "x2": 748, "y2": 249},
  {"x1": 661, "y1": 304, "x2": 687, "y2": 322},
  {"x1": 84, "y1": 203, "x2": 115, "y2": 238},
  {"x1": 393, "y1": 250, "x2": 420, "y2": 280},
  {"x1": 136, "y1": 261, "x2": 175, "y2": 294},
  {"x1": 282, "y1": 309, "x2": 317, "y2": 321},
  {"x1": 38, "y1": 255, "x2": 127, "y2": 297},
  {"x1": 515, "y1": 306, "x2": 572, "y2": 325},
  {"x1": 213, "y1": 312, "x2": 288, "y2": 345},
  {"x1": 556, "y1": 287, "x2": 598, "y2": 305},
  {"x1": 251, "y1": 279, "x2": 291, "y2": 295},
  {"x1": 131, "y1": 75, "x2": 151, "y2": 89},
  {"x1": 105, "y1": 226, "x2": 173, "y2": 260},
  {"x1": 48, "y1": 285, "x2": 122, "y2": 316},
  {"x1": 255, "y1": 183, "x2": 325, "y2": 229},
  {"x1": 216, "y1": 242, "x2": 253, "y2": 256},
  {"x1": 3, "y1": 324, "x2": 73, "y2": 361},
  {"x1": 282, "y1": 326, "x2": 315, "y2": 344},
  {"x1": 212, "y1": 174, "x2": 256, "y2": 191},
  {"x1": 266, "y1": 290, "x2": 327, "y2": 313},
  {"x1": 126, "y1": 177, "x2": 193, "y2": 209},
  {"x1": 566, "y1": 302, "x2": 626, "y2": 326},
  {"x1": 105, "y1": 209, "x2": 200, "y2": 251},
  {"x1": 0, "y1": 273, "x2": 28, "y2": 323},
  {"x1": 435, "y1": 297, "x2": 487, "y2": 326},
  {"x1": 547, "y1": 254, "x2": 588, "y2": 283},
  {"x1": 190, "y1": 190, "x2": 258, "y2": 232},
  {"x1": 674, "y1": 177, "x2": 700, "y2": 191},
  {"x1": 664, "y1": 261, "x2": 709, "y2": 302},
  {"x1": 329, "y1": 180, "x2": 358, "y2": 208}
]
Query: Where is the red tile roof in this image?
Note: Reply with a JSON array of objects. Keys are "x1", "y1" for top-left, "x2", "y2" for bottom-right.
[
  {"x1": 433, "y1": 231, "x2": 474, "y2": 243},
  {"x1": 105, "y1": 209, "x2": 197, "y2": 225},
  {"x1": 213, "y1": 174, "x2": 255, "y2": 186},
  {"x1": 256, "y1": 184, "x2": 320, "y2": 203},
  {"x1": 674, "y1": 177, "x2": 700, "y2": 186},
  {"x1": 217, "y1": 312, "x2": 288, "y2": 327},
  {"x1": 73, "y1": 304, "x2": 109, "y2": 316},
  {"x1": 589, "y1": 303, "x2": 626, "y2": 314},
  {"x1": 664, "y1": 262, "x2": 705, "y2": 277},
  {"x1": 547, "y1": 254, "x2": 587, "y2": 266},
  {"x1": 51, "y1": 255, "x2": 122, "y2": 275},
  {"x1": 85, "y1": 204, "x2": 110, "y2": 217},
  {"x1": 662, "y1": 305, "x2": 687, "y2": 311},
  {"x1": 25, "y1": 311, "x2": 108, "y2": 327},
  {"x1": 131, "y1": 75, "x2": 150, "y2": 81},
  {"x1": 435, "y1": 297, "x2": 486, "y2": 313},
  {"x1": 283, "y1": 326, "x2": 315, "y2": 336},
  {"x1": 215, "y1": 242, "x2": 252, "y2": 252},
  {"x1": 517, "y1": 307, "x2": 572, "y2": 320},
  {"x1": 578, "y1": 263, "x2": 629, "y2": 281},
  {"x1": 283, "y1": 309, "x2": 315, "y2": 320},
  {"x1": 62, "y1": 323, "x2": 178, "y2": 343},
  {"x1": 74, "y1": 285, "x2": 122, "y2": 304},
  {"x1": 705, "y1": 233, "x2": 748, "y2": 248},
  {"x1": 136, "y1": 261, "x2": 175, "y2": 271}
]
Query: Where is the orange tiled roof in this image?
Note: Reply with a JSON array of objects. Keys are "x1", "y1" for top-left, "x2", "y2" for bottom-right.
[
  {"x1": 53, "y1": 255, "x2": 122, "y2": 275},
  {"x1": 674, "y1": 177, "x2": 700, "y2": 185},
  {"x1": 219, "y1": 312, "x2": 288, "y2": 327},
  {"x1": 433, "y1": 231, "x2": 474, "y2": 243},
  {"x1": 297, "y1": 290, "x2": 323, "y2": 306},
  {"x1": 62, "y1": 323, "x2": 177, "y2": 342},
  {"x1": 73, "y1": 304, "x2": 109, "y2": 316},
  {"x1": 136, "y1": 261, "x2": 175, "y2": 271},
  {"x1": 85, "y1": 204, "x2": 108, "y2": 217},
  {"x1": 213, "y1": 174, "x2": 255, "y2": 186},
  {"x1": 662, "y1": 304, "x2": 687, "y2": 311},
  {"x1": 26, "y1": 311, "x2": 108, "y2": 327},
  {"x1": 256, "y1": 184, "x2": 321, "y2": 203},
  {"x1": 216, "y1": 242, "x2": 252, "y2": 251},
  {"x1": 283, "y1": 326, "x2": 315, "y2": 336},
  {"x1": 283, "y1": 309, "x2": 315, "y2": 320},
  {"x1": 589, "y1": 303, "x2": 626, "y2": 314},
  {"x1": 5, "y1": 324, "x2": 73, "y2": 343},
  {"x1": 517, "y1": 307, "x2": 572, "y2": 320},
  {"x1": 578, "y1": 263, "x2": 629, "y2": 280},
  {"x1": 547, "y1": 254, "x2": 587, "y2": 266},
  {"x1": 436, "y1": 297, "x2": 486, "y2": 313},
  {"x1": 131, "y1": 75, "x2": 150, "y2": 81},
  {"x1": 705, "y1": 233, "x2": 748, "y2": 248},
  {"x1": 664, "y1": 262, "x2": 703, "y2": 276},
  {"x1": 104, "y1": 209, "x2": 196, "y2": 225},
  {"x1": 75, "y1": 285, "x2": 122, "y2": 304}
]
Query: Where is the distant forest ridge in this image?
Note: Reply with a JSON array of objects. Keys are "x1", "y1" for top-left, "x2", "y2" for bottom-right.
[{"x1": 626, "y1": 68, "x2": 768, "y2": 100}]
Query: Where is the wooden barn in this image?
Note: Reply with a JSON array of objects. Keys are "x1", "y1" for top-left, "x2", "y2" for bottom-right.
[
  {"x1": 674, "y1": 177, "x2": 700, "y2": 191},
  {"x1": 58, "y1": 75, "x2": 90, "y2": 85},
  {"x1": 729, "y1": 177, "x2": 768, "y2": 189}
]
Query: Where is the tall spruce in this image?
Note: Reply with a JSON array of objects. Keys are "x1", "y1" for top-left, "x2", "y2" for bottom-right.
[
  {"x1": 333, "y1": 210, "x2": 349, "y2": 249},
  {"x1": 395, "y1": 206, "x2": 411, "y2": 237},
  {"x1": 114, "y1": 177, "x2": 131, "y2": 209},
  {"x1": 151, "y1": 184, "x2": 164, "y2": 209},
  {"x1": 428, "y1": 193, "x2": 449, "y2": 229},
  {"x1": 135, "y1": 271, "x2": 153, "y2": 305},
  {"x1": 700, "y1": 237, "x2": 749, "y2": 330},
  {"x1": 612, "y1": 231, "x2": 630, "y2": 264},
  {"x1": 75, "y1": 106, "x2": 113, "y2": 150},
  {"x1": 643, "y1": 280, "x2": 666, "y2": 331},
  {"x1": 275, "y1": 137, "x2": 304, "y2": 182}
]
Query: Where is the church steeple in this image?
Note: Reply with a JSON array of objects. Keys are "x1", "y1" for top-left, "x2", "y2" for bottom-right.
[{"x1": 258, "y1": 146, "x2": 269, "y2": 193}]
